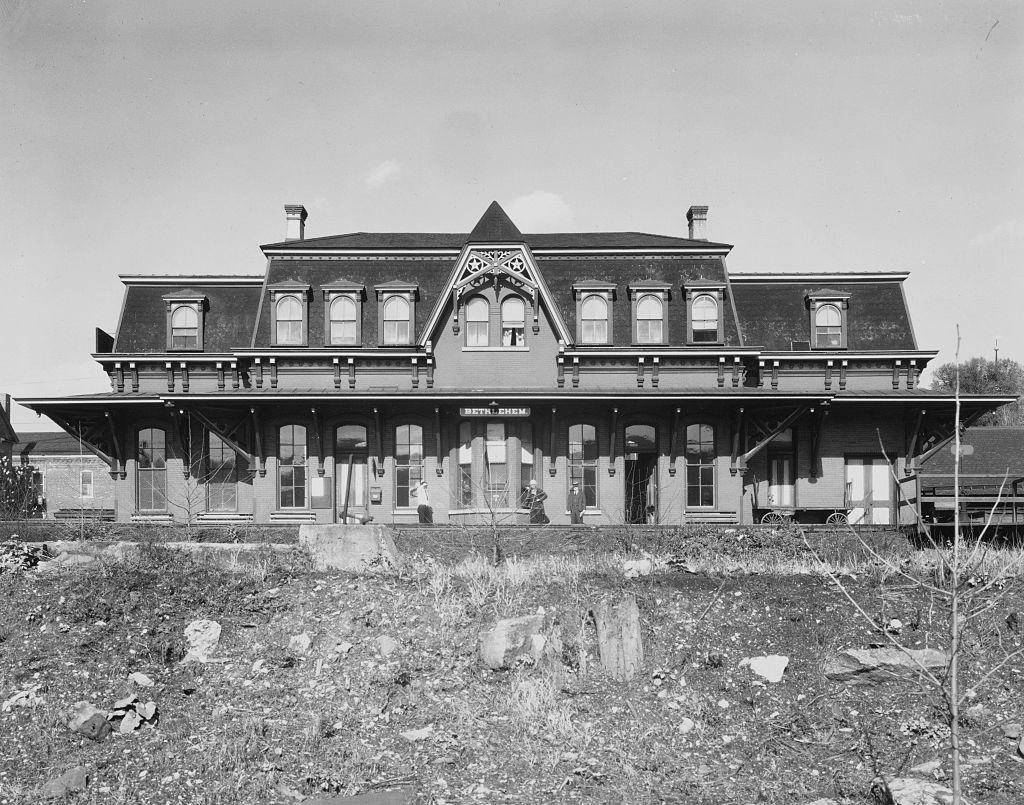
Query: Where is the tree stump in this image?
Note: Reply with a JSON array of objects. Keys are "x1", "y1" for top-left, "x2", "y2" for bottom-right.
[{"x1": 589, "y1": 595, "x2": 644, "y2": 680}]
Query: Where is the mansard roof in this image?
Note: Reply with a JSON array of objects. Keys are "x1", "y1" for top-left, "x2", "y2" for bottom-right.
[
  {"x1": 729, "y1": 275, "x2": 916, "y2": 351},
  {"x1": 114, "y1": 279, "x2": 263, "y2": 354}
]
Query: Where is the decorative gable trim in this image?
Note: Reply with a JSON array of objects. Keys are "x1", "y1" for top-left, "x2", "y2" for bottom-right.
[{"x1": 418, "y1": 243, "x2": 574, "y2": 347}]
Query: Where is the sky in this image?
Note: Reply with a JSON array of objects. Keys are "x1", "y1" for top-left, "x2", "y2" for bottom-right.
[{"x1": 1, "y1": 1, "x2": 1022, "y2": 432}]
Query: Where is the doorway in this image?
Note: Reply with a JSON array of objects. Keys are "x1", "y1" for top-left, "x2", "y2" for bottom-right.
[
  {"x1": 624, "y1": 425, "x2": 658, "y2": 524},
  {"x1": 335, "y1": 424, "x2": 369, "y2": 523},
  {"x1": 845, "y1": 456, "x2": 893, "y2": 525}
]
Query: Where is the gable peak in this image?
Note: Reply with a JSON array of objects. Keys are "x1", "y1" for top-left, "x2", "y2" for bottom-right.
[{"x1": 467, "y1": 201, "x2": 523, "y2": 243}]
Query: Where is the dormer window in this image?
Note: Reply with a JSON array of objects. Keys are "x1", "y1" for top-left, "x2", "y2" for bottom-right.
[
  {"x1": 321, "y1": 282, "x2": 365, "y2": 347},
  {"x1": 162, "y1": 290, "x2": 207, "y2": 352},
  {"x1": 637, "y1": 296, "x2": 663, "y2": 343},
  {"x1": 466, "y1": 297, "x2": 489, "y2": 346},
  {"x1": 276, "y1": 296, "x2": 304, "y2": 344},
  {"x1": 501, "y1": 296, "x2": 525, "y2": 346},
  {"x1": 269, "y1": 283, "x2": 311, "y2": 347},
  {"x1": 329, "y1": 296, "x2": 358, "y2": 344},
  {"x1": 684, "y1": 285, "x2": 725, "y2": 345},
  {"x1": 806, "y1": 290, "x2": 850, "y2": 350},
  {"x1": 383, "y1": 296, "x2": 410, "y2": 344},
  {"x1": 375, "y1": 283, "x2": 418, "y2": 346},
  {"x1": 573, "y1": 283, "x2": 615, "y2": 345},
  {"x1": 581, "y1": 296, "x2": 608, "y2": 343},
  {"x1": 170, "y1": 305, "x2": 199, "y2": 349}
]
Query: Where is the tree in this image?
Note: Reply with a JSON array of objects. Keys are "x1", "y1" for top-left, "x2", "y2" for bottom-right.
[
  {"x1": 931, "y1": 357, "x2": 1024, "y2": 426},
  {"x1": 0, "y1": 456, "x2": 41, "y2": 520}
]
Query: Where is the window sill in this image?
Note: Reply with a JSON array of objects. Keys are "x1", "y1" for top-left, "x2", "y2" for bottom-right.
[
  {"x1": 461, "y1": 346, "x2": 529, "y2": 352},
  {"x1": 167, "y1": 347, "x2": 204, "y2": 353},
  {"x1": 563, "y1": 510, "x2": 603, "y2": 516}
]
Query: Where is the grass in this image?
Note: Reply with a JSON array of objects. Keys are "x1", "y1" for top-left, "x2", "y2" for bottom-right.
[{"x1": 0, "y1": 530, "x2": 1022, "y2": 803}]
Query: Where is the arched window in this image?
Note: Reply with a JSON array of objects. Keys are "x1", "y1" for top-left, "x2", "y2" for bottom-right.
[
  {"x1": 568, "y1": 424, "x2": 598, "y2": 508},
  {"x1": 329, "y1": 296, "x2": 358, "y2": 345},
  {"x1": 276, "y1": 296, "x2": 303, "y2": 345},
  {"x1": 395, "y1": 424, "x2": 424, "y2": 507},
  {"x1": 335, "y1": 424, "x2": 368, "y2": 511},
  {"x1": 685, "y1": 423, "x2": 715, "y2": 508},
  {"x1": 170, "y1": 305, "x2": 199, "y2": 349},
  {"x1": 383, "y1": 296, "x2": 410, "y2": 345},
  {"x1": 691, "y1": 294, "x2": 719, "y2": 343},
  {"x1": 137, "y1": 428, "x2": 167, "y2": 512},
  {"x1": 636, "y1": 294, "x2": 663, "y2": 344},
  {"x1": 466, "y1": 297, "x2": 489, "y2": 347},
  {"x1": 278, "y1": 425, "x2": 307, "y2": 508},
  {"x1": 484, "y1": 421, "x2": 508, "y2": 508},
  {"x1": 814, "y1": 304, "x2": 842, "y2": 347},
  {"x1": 581, "y1": 295, "x2": 608, "y2": 344},
  {"x1": 206, "y1": 433, "x2": 238, "y2": 512},
  {"x1": 501, "y1": 296, "x2": 525, "y2": 346}
]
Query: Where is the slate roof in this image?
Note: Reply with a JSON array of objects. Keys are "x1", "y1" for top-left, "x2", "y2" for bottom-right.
[
  {"x1": 730, "y1": 279, "x2": 916, "y2": 350},
  {"x1": 115, "y1": 282, "x2": 263, "y2": 354},
  {"x1": 919, "y1": 427, "x2": 1024, "y2": 477},
  {"x1": 261, "y1": 231, "x2": 732, "y2": 251}
]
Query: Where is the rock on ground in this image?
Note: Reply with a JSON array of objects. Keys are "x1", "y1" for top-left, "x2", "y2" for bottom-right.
[
  {"x1": 65, "y1": 701, "x2": 111, "y2": 742},
  {"x1": 885, "y1": 776, "x2": 971, "y2": 805},
  {"x1": 288, "y1": 632, "x2": 314, "y2": 655},
  {"x1": 40, "y1": 766, "x2": 89, "y2": 799},
  {"x1": 182, "y1": 619, "x2": 221, "y2": 664},
  {"x1": 375, "y1": 635, "x2": 400, "y2": 658},
  {"x1": 299, "y1": 524, "x2": 400, "y2": 572},
  {"x1": 478, "y1": 614, "x2": 546, "y2": 669},
  {"x1": 745, "y1": 655, "x2": 789, "y2": 683},
  {"x1": 824, "y1": 647, "x2": 948, "y2": 684},
  {"x1": 622, "y1": 558, "x2": 653, "y2": 578}
]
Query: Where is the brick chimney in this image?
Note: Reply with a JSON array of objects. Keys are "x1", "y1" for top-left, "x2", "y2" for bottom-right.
[
  {"x1": 686, "y1": 205, "x2": 708, "y2": 240},
  {"x1": 285, "y1": 204, "x2": 308, "y2": 241}
]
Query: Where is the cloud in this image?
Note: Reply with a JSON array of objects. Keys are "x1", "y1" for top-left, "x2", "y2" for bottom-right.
[
  {"x1": 365, "y1": 159, "x2": 402, "y2": 189},
  {"x1": 971, "y1": 219, "x2": 1024, "y2": 247},
  {"x1": 505, "y1": 190, "x2": 574, "y2": 232}
]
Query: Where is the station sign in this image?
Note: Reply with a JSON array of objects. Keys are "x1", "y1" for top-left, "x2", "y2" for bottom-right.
[{"x1": 459, "y1": 407, "x2": 531, "y2": 417}]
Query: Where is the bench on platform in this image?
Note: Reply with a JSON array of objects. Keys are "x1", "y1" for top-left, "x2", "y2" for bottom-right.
[
  {"x1": 682, "y1": 510, "x2": 740, "y2": 525},
  {"x1": 53, "y1": 508, "x2": 116, "y2": 522}
]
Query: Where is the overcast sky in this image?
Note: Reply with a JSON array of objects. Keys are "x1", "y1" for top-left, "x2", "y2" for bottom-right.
[{"x1": 2, "y1": 1, "x2": 1021, "y2": 431}]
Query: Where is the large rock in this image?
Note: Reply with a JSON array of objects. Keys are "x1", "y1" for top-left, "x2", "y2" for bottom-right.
[
  {"x1": 745, "y1": 655, "x2": 789, "y2": 683},
  {"x1": 885, "y1": 777, "x2": 971, "y2": 805},
  {"x1": 478, "y1": 614, "x2": 547, "y2": 669},
  {"x1": 824, "y1": 647, "x2": 948, "y2": 684},
  {"x1": 40, "y1": 766, "x2": 89, "y2": 799},
  {"x1": 66, "y1": 702, "x2": 110, "y2": 742},
  {"x1": 299, "y1": 525, "x2": 400, "y2": 572},
  {"x1": 182, "y1": 619, "x2": 222, "y2": 664}
]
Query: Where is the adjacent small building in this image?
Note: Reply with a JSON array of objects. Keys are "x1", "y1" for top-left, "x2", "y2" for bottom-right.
[
  {"x1": 19, "y1": 201, "x2": 1012, "y2": 527},
  {"x1": 10, "y1": 431, "x2": 117, "y2": 519}
]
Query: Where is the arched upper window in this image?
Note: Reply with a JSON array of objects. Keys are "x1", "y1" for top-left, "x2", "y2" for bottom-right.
[
  {"x1": 466, "y1": 297, "x2": 489, "y2": 347},
  {"x1": 278, "y1": 424, "x2": 307, "y2": 508},
  {"x1": 170, "y1": 305, "x2": 199, "y2": 349},
  {"x1": 329, "y1": 296, "x2": 358, "y2": 345},
  {"x1": 814, "y1": 304, "x2": 842, "y2": 348},
  {"x1": 685, "y1": 423, "x2": 715, "y2": 508},
  {"x1": 276, "y1": 296, "x2": 304, "y2": 345},
  {"x1": 580, "y1": 295, "x2": 608, "y2": 344},
  {"x1": 501, "y1": 296, "x2": 525, "y2": 346},
  {"x1": 691, "y1": 294, "x2": 719, "y2": 343},
  {"x1": 383, "y1": 296, "x2": 410, "y2": 345},
  {"x1": 636, "y1": 294, "x2": 664, "y2": 344},
  {"x1": 137, "y1": 427, "x2": 167, "y2": 512}
]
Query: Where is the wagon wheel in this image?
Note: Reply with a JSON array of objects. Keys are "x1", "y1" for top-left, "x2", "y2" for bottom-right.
[
  {"x1": 760, "y1": 511, "x2": 787, "y2": 526},
  {"x1": 825, "y1": 511, "x2": 849, "y2": 526}
]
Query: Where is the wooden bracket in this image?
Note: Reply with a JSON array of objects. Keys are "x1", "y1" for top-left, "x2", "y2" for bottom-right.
[
  {"x1": 557, "y1": 356, "x2": 565, "y2": 388},
  {"x1": 809, "y1": 405, "x2": 829, "y2": 479},
  {"x1": 717, "y1": 356, "x2": 725, "y2": 388},
  {"x1": 738, "y1": 406, "x2": 807, "y2": 468},
  {"x1": 183, "y1": 407, "x2": 254, "y2": 466},
  {"x1": 839, "y1": 360, "x2": 848, "y2": 391},
  {"x1": 572, "y1": 357, "x2": 580, "y2": 388},
  {"x1": 269, "y1": 358, "x2": 278, "y2": 389},
  {"x1": 333, "y1": 357, "x2": 341, "y2": 390},
  {"x1": 825, "y1": 360, "x2": 833, "y2": 390},
  {"x1": 730, "y1": 407, "x2": 745, "y2": 475},
  {"x1": 312, "y1": 407, "x2": 325, "y2": 477},
  {"x1": 652, "y1": 357, "x2": 660, "y2": 388},
  {"x1": 104, "y1": 410, "x2": 126, "y2": 479}
]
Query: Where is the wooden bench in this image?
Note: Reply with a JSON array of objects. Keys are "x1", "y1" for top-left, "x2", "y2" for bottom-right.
[
  {"x1": 682, "y1": 510, "x2": 739, "y2": 524},
  {"x1": 54, "y1": 508, "x2": 116, "y2": 522}
]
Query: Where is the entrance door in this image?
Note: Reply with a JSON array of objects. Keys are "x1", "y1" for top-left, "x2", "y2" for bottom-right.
[
  {"x1": 768, "y1": 455, "x2": 794, "y2": 508},
  {"x1": 624, "y1": 425, "x2": 658, "y2": 524},
  {"x1": 335, "y1": 425, "x2": 369, "y2": 523},
  {"x1": 845, "y1": 457, "x2": 892, "y2": 525}
]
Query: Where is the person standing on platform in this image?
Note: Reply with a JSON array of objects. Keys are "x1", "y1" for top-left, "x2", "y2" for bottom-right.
[
  {"x1": 567, "y1": 482, "x2": 586, "y2": 525},
  {"x1": 526, "y1": 479, "x2": 549, "y2": 524},
  {"x1": 411, "y1": 480, "x2": 433, "y2": 524}
]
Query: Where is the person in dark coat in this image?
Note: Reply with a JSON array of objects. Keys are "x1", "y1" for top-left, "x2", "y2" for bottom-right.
[
  {"x1": 525, "y1": 479, "x2": 549, "y2": 524},
  {"x1": 567, "y1": 482, "x2": 586, "y2": 525},
  {"x1": 411, "y1": 480, "x2": 433, "y2": 524}
]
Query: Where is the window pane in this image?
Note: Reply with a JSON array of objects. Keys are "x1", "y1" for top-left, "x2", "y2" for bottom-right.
[
  {"x1": 684, "y1": 423, "x2": 715, "y2": 508},
  {"x1": 395, "y1": 424, "x2": 423, "y2": 508},
  {"x1": 568, "y1": 424, "x2": 598, "y2": 509}
]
